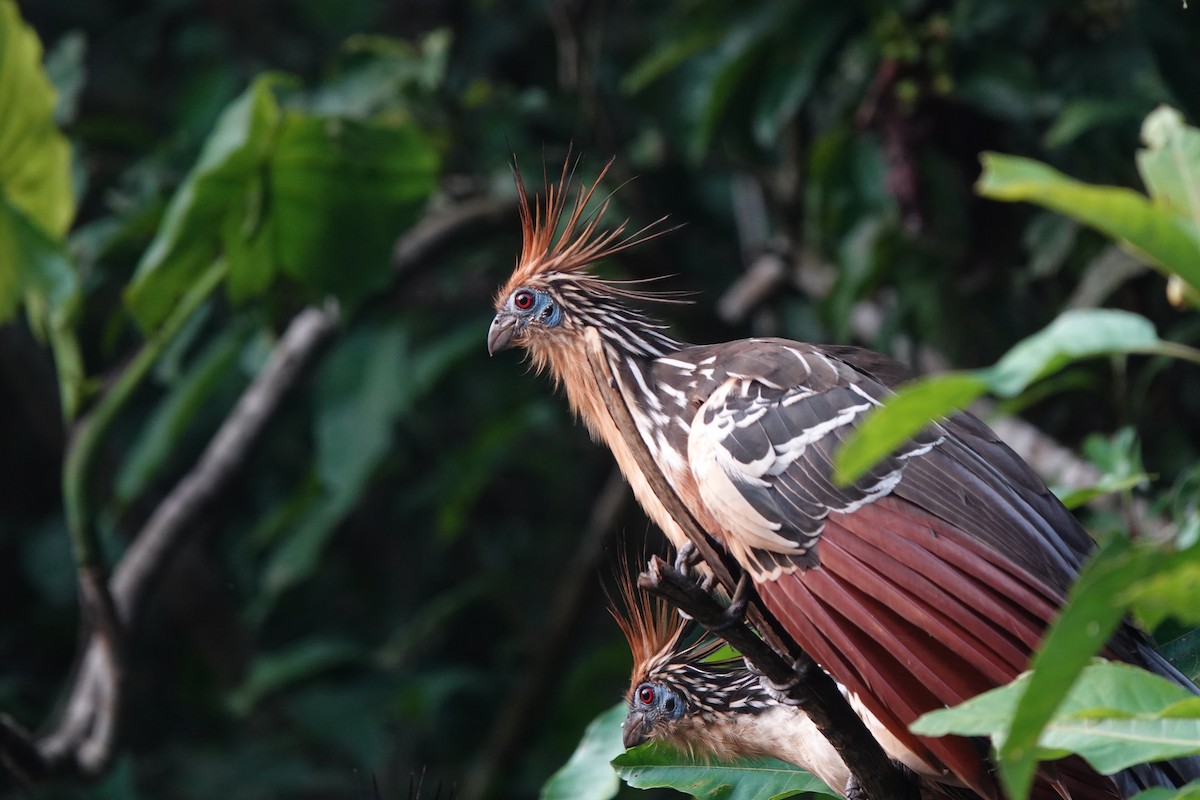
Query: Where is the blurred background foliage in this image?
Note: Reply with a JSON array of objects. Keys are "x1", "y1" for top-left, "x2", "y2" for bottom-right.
[{"x1": 2, "y1": 0, "x2": 1199, "y2": 798}]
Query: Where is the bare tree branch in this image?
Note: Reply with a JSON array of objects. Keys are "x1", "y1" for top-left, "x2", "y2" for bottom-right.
[
  {"x1": 4, "y1": 301, "x2": 341, "y2": 780},
  {"x1": 3, "y1": 192, "x2": 524, "y2": 785}
]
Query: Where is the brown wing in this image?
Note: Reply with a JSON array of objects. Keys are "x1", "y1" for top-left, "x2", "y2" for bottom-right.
[{"x1": 651, "y1": 339, "x2": 1121, "y2": 799}]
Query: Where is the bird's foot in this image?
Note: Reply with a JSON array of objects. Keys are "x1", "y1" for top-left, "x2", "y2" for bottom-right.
[
  {"x1": 846, "y1": 762, "x2": 918, "y2": 800},
  {"x1": 707, "y1": 572, "x2": 750, "y2": 633},
  {"x1": 672, "y1": 541, "x2": 716, "y2": 593},
  {"x1": 844, "y1": 773, "x2": 867, "y2": 800},
  {"x1": 747, "y1": 656, "x2": 813, "y2": 707}
]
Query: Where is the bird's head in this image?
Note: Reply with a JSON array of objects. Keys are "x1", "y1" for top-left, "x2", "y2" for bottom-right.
[
  {"x1": 623, "y1": 678, "x2": 688, "y2": 748},
  {"x1": 608, "y1": 559, "x2": 766, "y2": 754},
  {"x1": 488, "y1": 156, "x2": 678, "y2": 371}
]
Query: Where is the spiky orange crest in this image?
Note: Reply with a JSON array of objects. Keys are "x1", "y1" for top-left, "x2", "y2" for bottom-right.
[
  {"x1": 497, "y1": 156, "x2": 678, "y2": 303},
  {"x1": 609, "y1": 565, "x2": 685, "y2": 684}
]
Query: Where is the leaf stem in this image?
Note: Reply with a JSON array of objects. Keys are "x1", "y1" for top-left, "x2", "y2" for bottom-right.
[{"x1": 62, "y1": 259, "x2": 227, "y2": 570}]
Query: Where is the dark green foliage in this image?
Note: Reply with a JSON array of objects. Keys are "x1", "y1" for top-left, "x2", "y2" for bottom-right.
[{"x1": 2, "y1": 1, "x2": 1200, "y2": 799}]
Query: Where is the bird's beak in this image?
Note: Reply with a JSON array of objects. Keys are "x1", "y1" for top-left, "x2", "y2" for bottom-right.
[
  {"x1": 487, "y1": 313, "x2": 518, "y2": 356},
  {"x1": 622, "y1": 713, "x2": 649, "y2": 749}
]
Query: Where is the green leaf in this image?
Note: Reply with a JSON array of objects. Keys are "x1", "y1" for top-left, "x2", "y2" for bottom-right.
[
  {"x1": 622, "y1": 28, "x2": 722, "y2": 95},
  {"x1": 833, "y1": 372, "x2": 986, "y2": 486},
  {"x1": 540, "y1": 703, "x2": 625, "y2": 800},
  {"x1": 976, "y1": 152, "x2": 1200, "y2": 297},
  {"x1": 984, "y1": 309, "x2": 1162, "y2": 396},
  {"x1": 1044, "y1": 99, "x2": 1144, "y2": 150},
  {"x1": 835, "y1": 309, "x2": 1170, "y2": 485},
  {"x1": 0, "y1": 0, "x2": 83, "y2": 415},
  {"x1": 127, "y1": 73, "x2": 439, "y2": 330},
  {"x1": 1128, "y1": 781, "x2": 1200, "y2": 800},
  {"x1": 914, "y1": 661, "x2": 1200, "y2": 778},
  {"x1": 1000, "y1": 539, "x2": 1166, "y2": 799},
  {"x1": 0, "y1": 0, "x2": 75, "y2": 241},
  {"x1": 1124, "y1": 553, "x2": 1200, "y2": 630},
  {"x1": 269, "y1": 113, "x2": 438, "y2": 305},
  {"x1": 114, "y1": 325, "x2": 248, "y2": 504},
  {"x1": 752, "y1": 5, "x2": 853, "y2": 148},
  {"x1": 126, "y1": 75, "x2": 286, "y2": 331},
  {"x1": 228, "y1": 638, "x2": 365, "y2": 716},
  {"x1": 1137, "y1": 106, "x2": 1200, "y2": 234},
  {"x1": 613, "y1": 742, "x2": 838, "y2": 800}
]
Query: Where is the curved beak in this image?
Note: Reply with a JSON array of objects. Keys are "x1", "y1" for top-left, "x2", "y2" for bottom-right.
[
  {"x1": 622, "y1": 712, "x2": 649, "y2": 749},
  {"x1": 487, "y1": 313, "x2": 518, "y2": 356}
]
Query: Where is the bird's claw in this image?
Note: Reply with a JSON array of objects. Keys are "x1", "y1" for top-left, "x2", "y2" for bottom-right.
[
  {"x1": 748, "y1": 656, "x2": 812, "y2": 707},
  {"x1": 707, "y1": 572, "x2": 750, "y2": 633},
  {"x1": 672, "y1": 542, "x2": 715, "y2": 592}
]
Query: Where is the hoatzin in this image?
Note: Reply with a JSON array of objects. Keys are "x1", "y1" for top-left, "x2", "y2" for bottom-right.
[
  {"x1": 611, "y1": 567, "x2": 977, "y2": 800},
  {"x1": 488, "y1": 159, "x2": 1200, "y2": 799}
]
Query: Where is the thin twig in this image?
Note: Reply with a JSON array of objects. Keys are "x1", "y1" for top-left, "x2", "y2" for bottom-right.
[{"x1": 393, "y1": 196, "x2": 514, "y2": 276}]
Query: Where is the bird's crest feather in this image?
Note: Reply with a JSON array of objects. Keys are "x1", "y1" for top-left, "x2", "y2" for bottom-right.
[
  {"x1": 504, "y1": 155, "x2": 680, "y2": 301},
  {"x1": 609, "y1": 559, "x2": 730, "y2": 685}
]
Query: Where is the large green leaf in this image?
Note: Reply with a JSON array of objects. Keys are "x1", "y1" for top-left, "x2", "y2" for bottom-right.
[
  {"x1": 1128, "y1": 782, "x2": 1200, "y2": 800},
  {"x1": 0, "y1": 0, "x2": 82, "y2": 414},
  {"x1": 269, "y1": 113, "x2": 438, "y2": 304},
  {"x1": 1123, "y1": 548, "x2": 1200, "y2": 630},
  {"x1": 126, "y1": 74, "x2": 440, "y2": 331},
  {"x1": 976, "y1": 151, "x2": 1200, "y2": 296},
  {"x1": 126, "y1": 75, "x2": 286, "y2": 331},
  {"x1": 913, "y1": 661, "x2": 1200, "y2": 779},
  {"x1": 834, "y1": 309, "x2": 1172, "y2": 485},
  {"x1": 0, "y1": 0, "x2": 74, "y2": 241},
  {"x1": 613, "y1": 742, "x2": 838, "y2": 800},
  {"x1": 540, "y1": 703, "x2": 624, "y2": 800}
]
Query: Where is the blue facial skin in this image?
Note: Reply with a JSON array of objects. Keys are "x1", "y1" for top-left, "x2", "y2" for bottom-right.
[
  {"x1": 624, "y1": 681, "x2": 686, "y2": 748},
  {"x1": 511, "y1": 288, "x2": 562, "y2": 329}
]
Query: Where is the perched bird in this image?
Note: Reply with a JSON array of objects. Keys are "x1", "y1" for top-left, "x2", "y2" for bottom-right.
[
  {"x1": 611, "y1": 568, "x2": 979, "y2": 800},
  {"x1": 488, "y1": 159, "x2": 1200, "y2": 799}
]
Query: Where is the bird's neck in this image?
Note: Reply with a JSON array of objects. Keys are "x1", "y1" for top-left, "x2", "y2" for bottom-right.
[{"x1": 530, "y1": 318, "x2": 694, "y2": 553}]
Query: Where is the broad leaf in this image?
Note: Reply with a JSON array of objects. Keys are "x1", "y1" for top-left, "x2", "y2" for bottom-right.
[
  {"x1": 0, "y1": 0, "x2": 82, "y2": 414},
  {"x1": 997, "y1": 539, "x2": 1166, "y2": 799},
  {"x1": 127, "y1": 74, "x2": 440, "y2": 331},
  {"x1": 126, "y1": 75, "x2": 286, "y2": 331},
  {"x1": 912, "y1": 539, "x2": 1173, "y2": 800},
  {"x1": 1128, "y1": 781, "x2": 1200, "y2": 800},
  {"x1": 1123, "y1": 552, "x2": 1200, "y2": 630},
  {"x1": 0, "y1": 0, "x2": 74, "y2": 241},
  {"x1": 270, "y1": 112, "x2": 438, "y2": 304},
  {"x1": 835, "y1": 309, "x2": 1167, "y2": 485},
  {"x1": 914, "y1": 661, "x2": 1200, "y2": 779},
  {"x1": 1137, "y1": 107, "x2": 1200, "y2": 233},
  {"x1": 228, "y1": 638, "x2": 365, "y2": 716},
  {"x1": 541, "y1": 703, "x2": 624, "y2": 800},
  {"x1": 976, "y1": 152, "x2": 1200, "y2": 296},
  {"x1": 613, "y1": 741, "x2": 838, "y2": 800}
]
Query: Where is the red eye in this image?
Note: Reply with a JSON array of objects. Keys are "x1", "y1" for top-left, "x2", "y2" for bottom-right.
[
  {"x1": 638, "y1": 685, "x2": 655, "y2": 705},
  {"x1": 513, "y1": 290, "x2": 535, "y2": 310}
]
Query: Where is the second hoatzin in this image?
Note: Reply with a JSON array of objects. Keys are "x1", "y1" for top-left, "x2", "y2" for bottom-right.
[
  {"x1": 611, "y1": 567, "x2": 980, "y2": 800},
  {"x1": 488, "y1": 159, "x2": 1200, "y2": 799}
]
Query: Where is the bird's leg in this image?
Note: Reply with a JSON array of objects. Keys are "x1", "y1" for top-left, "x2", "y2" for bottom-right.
[
  {"x1": 672, "y1": 541, "x2": 716, "y2": 593},
  {"x1": 707, "y1": 571, "x2": 751, "y2": 633},
  {"x1": 744, "y1": 654, "x2": 816, "y2": 707}
]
